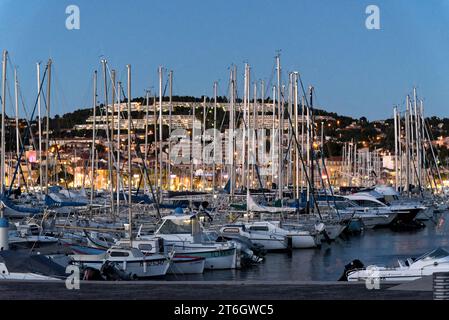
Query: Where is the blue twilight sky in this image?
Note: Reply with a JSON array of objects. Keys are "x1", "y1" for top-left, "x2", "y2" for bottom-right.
[{"x1": 1, "y1": 0, "x2": 449, "y2": 120}]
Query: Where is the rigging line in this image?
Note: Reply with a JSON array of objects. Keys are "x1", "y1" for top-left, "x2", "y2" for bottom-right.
[
  {"x1": 51, "y1": 65, "x2": 70, "y2": 117},
  {"x1": 296, "y1": 76, "x2": 341, "y2": 216},
  {"x1": 118, "y1": 86, "x2": 161, "y2": 218},
  {"x1": 283, "y1": 107, "x2": 322, "y2": 219},
  {"x1": 7, "y1": 64, "x2": 49, "y2": 196},
  {"x1": 17, "y1": 76, "x2": 40, "y2": 154},
  {"x1": 308, "y1": 84, "x2": 341, "y2": 215}
]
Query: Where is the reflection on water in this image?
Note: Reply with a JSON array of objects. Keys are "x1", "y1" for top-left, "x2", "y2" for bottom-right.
[{"x1": 165, "y1": 212, "x2": 449, "y2": 281}]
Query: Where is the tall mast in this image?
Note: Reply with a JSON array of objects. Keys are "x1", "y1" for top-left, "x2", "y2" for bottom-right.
[
  {"x1": 116, "y1": 81, "x2": 121, "y2": 212},
  {"x1": 306, "y1": 97, "x2": 310, "y2": 209},
  {"x1": 252, "y1": 81, "x2": 257, "y2": 188},
  {"x1": 101, "y1": 60, "x2": 114, "y2": 215},
  {"x1": 242, "y1": 63, "x2": 248, "y2": 190},
  {"x1": 45, "y1": 59, "x2": 52, "y2": 194},
  {"x1": 287, "y1": 73, "x2": 293, "y2": 190},
  {"x1": 294, "y1": 73, "x2": 300, "y2": 199},
  {"x1": 37, "y1": 63, "x2": 43, "y2": 194},
  {"x1": 202, "y1": 95, "x2": 207, "y2": 190},
  {"x1": 300, "y1": 96, "x2": 305, "y2": 193},
  {"x1": 111, "y1": 70, "x2": 116, "y2": 151},
  {"x1": 168, "y1": 70, "x2": 173, "y2": 190},
  {"x1": 309, "y1": 86, "x2": 314, "y2": 204},
  {"x1": 405, "y1": 95, "x2": 411, "y2": 197},
  {"x1": 127, "y1": 64, "x2": 133, "y2": 245},
  {"x1": 271, "y1": 85, "x2": 276, "y2": 189},
  {"x1": 393, "y1": 106, "x2": 399, "y2": 191},
  {"x1": 276, "y1": 54, "x2": 282, "y2": 200},
  {"x1": 213, "y1": 81, "x2": 217, "y2": 193},
  {"x1": 90, "y1": 71, "x2": 97, "y2": 206},
  {"x1": 158, "y1": 66, "x2": 163, "y2": 200},
  {"x1": 1, "y1": 50, "x2": 7, "y2": 194},
  {"x1": 153, "y1": 93, "x2": 158, "y2": 192},
  {"x1": 260, "y1": 80, "x2": 265, "y2": 188},
  {"x1": 14, "y1": 68, "x2": 20, "y2": 188},
  {"x1": 413, "y1": 87, "x2": 421, "y2": 189},
  {"x1": 190, "y1": 93, "x2": 195, "y2": 191},
  {"x1": 144, "y1": 90, "x2": 149, "y2": 194},
  {"x1": 229, "y1": 66, "x2": 236, "y2": 198}
]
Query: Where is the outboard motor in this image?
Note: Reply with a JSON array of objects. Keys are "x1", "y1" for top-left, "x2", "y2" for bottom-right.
[
  {"x1": 338, "y1": 259, "x2": 365, "y2": 281},
  {"x1": 100, "y1": 261, "x2": 132, "y2": 281},
  {"x1": 82, "y1": 267, "x2": 104, "y2": 281}
]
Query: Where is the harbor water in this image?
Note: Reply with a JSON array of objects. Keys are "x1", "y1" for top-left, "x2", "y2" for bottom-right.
[{"x1": 165, "y1": 212, "x2": 449, "y2": 281}]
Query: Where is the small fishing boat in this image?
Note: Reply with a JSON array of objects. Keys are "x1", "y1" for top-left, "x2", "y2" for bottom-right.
[
  {"x1": 69, "y1": 246, "x2": 173, "y2": 279},
  {"x1": 147, "y1": 213, "x2": 239, "y2": 270},
  {"x1": 117, "y1": 238, "x2": 206, "y2": 274}
]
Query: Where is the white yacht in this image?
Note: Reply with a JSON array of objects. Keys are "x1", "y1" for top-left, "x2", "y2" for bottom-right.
[
  {"x1": 344, "y1": 193, "x2": 420, "y2": 225},
  {"x1": 142, "y1": 214, "x2": 239, "y2": 270},
  {"x1": 352, "y1": 188, "x2": 426, "y2": 223},
  {"x1": 220, "y1": 221, "x2": 320, "y2": 251},
  {"x1": 347, "y1": 247, "x2": 449, "y2": 282}
]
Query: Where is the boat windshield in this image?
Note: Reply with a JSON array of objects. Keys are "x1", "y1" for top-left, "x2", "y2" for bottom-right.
[
  {"x1": 333, "y1": 200, "x2": 357, "y2": 209},
  {"x1": 417, "y1": 247, "x2": 449, "y2": 261},
  {"x1": 157, "y1": 219, "x2": 192, "y2": 234}
]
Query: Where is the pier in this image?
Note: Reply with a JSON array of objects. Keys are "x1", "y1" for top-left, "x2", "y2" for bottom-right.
[{"x1": 0, "y1": 279, "x2": 432, "y2": 300}]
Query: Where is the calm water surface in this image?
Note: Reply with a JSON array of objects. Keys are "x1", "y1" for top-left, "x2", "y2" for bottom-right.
[{"x1": 166, "y1": 212, "x2": 449, "y2": 281}]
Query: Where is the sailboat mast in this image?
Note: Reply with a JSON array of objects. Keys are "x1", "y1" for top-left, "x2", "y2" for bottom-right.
[
  {"x1": 405, "y1": 95, "x2": 411, "y2": 197},
  {"x1": 168, "y1": 70, "x2": 173, "y2": 190},
  {"x1": 45, "y1": 59, "x2": 52, "y2": 194},
  {"x1": 271, "y1": 85, "x2": 276, "y2": 189},
  {"x1": 1, "y1": 50, "x2": 7, "y2": 194},
  {"x1": 294, "y1": 73, "x2": 300, "y2": 199},
  {"x1": 276, "y1": 54, "x2": 282, "y2": 200},
  {"x1": 116, "y1": 81, "x2": 121, "y2": 212},
  {"x1": 14, "y1": 68, "x2": 20, "y2": 188},
  {"x1": 158, "y1": 66, "x2": 163, "y2": 200},
  {"x1": 252, "y1": 81, "x2": 257, "y2": 188},
  {"x1": 393, "y1": 106, "x2": 399, "y2": 191},
  {"x1": 37, "y1": 63, "x2": 43, "y2": 194},
  {"x1": 413, "y1": 87, "x2": 421, "y2": 189},
  {"x1": 90, "y1": 71, "x2": 97, "y2": 206},
  {"x1": 212, "y1": 81, "x2": 217, "y2": 193},
  {"x1": 101, "y1": 60, "x2": 115, "y2": 215},
  {"x1": 127, "y1": 65, "x2": 133, "y2": 245},
  {"x1": 144, "y1": 90, "x2": 149, "y2": 194},
  {"x1": 229, "y1": 67, "x2": 235, "y2": 198}
]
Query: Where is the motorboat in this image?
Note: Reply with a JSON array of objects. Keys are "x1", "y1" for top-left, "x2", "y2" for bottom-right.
[
  {"x1": 220, "y1": 221, "x2": 321, "y2": 251},
  {"x1": 345, "y1": 247, "x2": 449, "y2": 282},
  {"x1": 344, "y1": 192, "x2": 422, "y2": 224},
  {"x1": 144, "y1": 213, "x2": 239, "y2": 270},
  {"x1": 69, "y1": 246, "x2": 173, "y2": 279},
  {"x1": 117, "y1": 238, "x2": 206, "y2": 274}
]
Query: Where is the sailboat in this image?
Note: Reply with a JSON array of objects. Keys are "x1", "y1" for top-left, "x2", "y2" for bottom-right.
[{"x1": 140, "y1": 211, "x2": 239, "y2": 270}]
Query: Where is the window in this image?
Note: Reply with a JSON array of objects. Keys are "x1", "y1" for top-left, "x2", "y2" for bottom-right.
[
  {"x1": 223, "y1": 228, "x2": 240, "y2": 234},
  {"x1": 249, "y1": 226, "x2": 269, "y2": 232},
  {"x1": 158, "y1": 219, "x2": 192, "y2": 234},
  {"x1": 138, "y1": 244, "x2": 153, "y2": 252},
  {"x1": 355, "y1": 200, "x2": 383, "y2": 207},
  {"x1": 109, "y1": 251, "x2": 129, "y2": 257}
]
